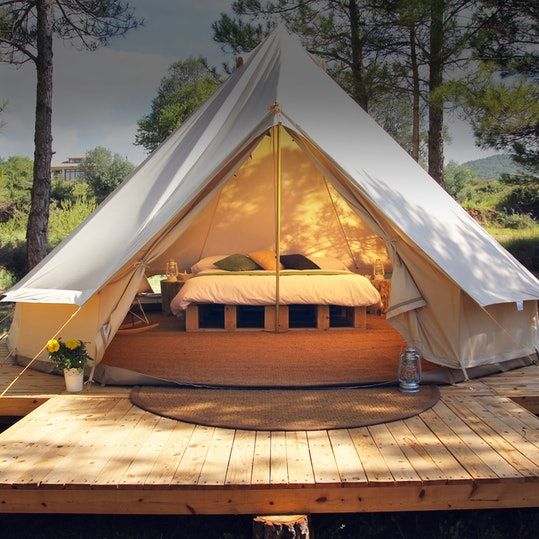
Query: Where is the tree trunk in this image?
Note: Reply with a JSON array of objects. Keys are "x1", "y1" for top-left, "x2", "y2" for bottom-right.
[
  {"x1": 348, "y1": 0, "x2": 369, "y2": 111},
  {"x1": 26, "y1": 0, "x2": 54, "y2": 271},
  {"x1": 410, "y1": 24, "x2": 420, "y2": 162},
  {"x1": 253, "y1": 515, "x2": 310, "y2": 538},
  {"x1": 428, "y1": 0, "x2": 444, "y2": 185}
]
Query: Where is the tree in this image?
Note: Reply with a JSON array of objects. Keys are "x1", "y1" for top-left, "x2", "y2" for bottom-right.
[
  {"x1": 0, "y1": 1, "x2": 141, "y2": 270},
  {"x1": 443, "y1": 160, "x2": 477, "y2": 201},
  {"x1": 78, "y1": 147, "x2": 134, "y2": 202},
  {"x1": 468, "y1": 1, "x2": 539, "y2": 170},
  {"x1": 0, "y1": 99, "x2": 6, "y2": 131},
  {"x1": 212, "y1": 1, "x2": 399, "y2": 114},
  {"x1": 135, "y1": 57, "x2": 221, "y2": 153}
]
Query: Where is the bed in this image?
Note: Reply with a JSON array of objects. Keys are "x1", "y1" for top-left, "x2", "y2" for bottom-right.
[{"x1": 170, "y1": 263, "x2": 381, "y2": 331}]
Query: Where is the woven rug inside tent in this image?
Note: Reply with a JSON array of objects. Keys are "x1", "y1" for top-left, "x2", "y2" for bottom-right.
[
  {"x1": 103, "y1": 315, "x2": 436, "y2": 387},
  {"x1": 130, "y1": 385, "x2": 441, "y2": 430}
]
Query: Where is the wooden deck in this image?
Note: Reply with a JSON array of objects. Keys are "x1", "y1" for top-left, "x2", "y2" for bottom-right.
[{"x1": 0, "y1": 335, "x2": 538, "y2": 514}]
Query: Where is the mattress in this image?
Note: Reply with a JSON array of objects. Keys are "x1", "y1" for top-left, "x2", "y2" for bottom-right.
[{"x1": 170, "y1": 270, "x2": 381, "y2": 314}]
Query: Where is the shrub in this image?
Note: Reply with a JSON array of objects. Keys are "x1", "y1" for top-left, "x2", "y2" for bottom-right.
[
  {"x1": 496, "y1": 212, "x2": 537, "y2": 229},
  {"x1": 498, "y1": 183, "x2": 539, "y2": 220},
  {"x1": 48, "y1": 198, "x2": 96, "y2": 246}
]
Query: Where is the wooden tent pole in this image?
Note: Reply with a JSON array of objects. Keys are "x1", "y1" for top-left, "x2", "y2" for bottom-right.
[{"x1": 274, "y1": 123, "x2": 282, "y2": 333}]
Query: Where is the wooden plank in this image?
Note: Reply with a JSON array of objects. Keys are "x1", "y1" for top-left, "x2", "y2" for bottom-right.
[
  {"x1": 251, "y1": 431, "x2": 271, "y2": 485},
  {"x1": 306, "y1": 431, "x2": 340, "y2": 484},
  {"x1": 348, "y1": 427, "x2": 394, "y2": 484},
  {"x1": 120, "y1": 416, "x2": 180, "y2": 487},
  {"x1": 65, "y1": 401, "x2": 146, "y2": 488},
  {"x1": 481, "y1": 395, "x2": 539, "y2": 438},
  {"x1": 434, "y1": 400, "x2": 522, "y2": 480},
  {"x1": 455, "y1": 396, "x2": 539, "y2": 469},
  {"x1": 172, "y1": 424, "x2": 215, "y2": 485},
  {"x1": 264, "y1": 305, "x2": 289, "y2": 332},
  {"x1": 443, "y1": 397, "x2": 539, "y2": 478},
  {"x1": 92, "y1": 410, "x2": 162, "y2": 486},
  {"x1": 352, "y1": 306, "x2": 366, "y2": 329},
  {"x1": 316, "y1": 305, "x2": 329, "y2": 330},
  {"x1": 0, "y1": 397, "x2": 116, "y2": 486},
  {"x1": 385, "y1": 420, "x2": 447, "y2": 483},
  {"x1": 419, "y1": 407, "x2": 499, "y2": 481},
  {"x1": 403, "y1": 414, "x2": 470, "y2": 482},
  {"x1": 3, "y1": 482, "x2": 538, "y2": 514},
  {"x1": 185, "y1": 305, "x2": 199, "y2": 332},
  {"x1": 225, "y1": 430, "x2": 256, "y2": 486},
  {"x1": 198, "y1": 427, "x2": 235, "y2": 486},
  {"x1": 36, "y1": 398, "x2": 130, "y2": 487},
  {"x1": 224, "y1": 305, "x2": 237, "y2": 331},
  {"x1": 509, "y1": 396, "x2": 539, "y2": 414},
  {"x1": 327, "y1": 429, "x2": 367, "y2": 483},
  {"x1": 270, "y1": 431, "x2": 288, "y2": 485},
  {"x1": 0, "y1": 396, "x2": 51, "y2": 416},
  {"x1": 368, "y1": 423, "x2": 421, "y2": 484},
  {"x1": 144, "y1": 421, "x2": 197, "y2": 487},
  {"x1": 285, "y1": 431, "x2": 315, "y2": 485}
]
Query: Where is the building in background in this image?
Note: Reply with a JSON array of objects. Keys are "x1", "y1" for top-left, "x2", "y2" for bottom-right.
[{"x1": 51, "y1": 156, "x2": 84, "y2": 181}]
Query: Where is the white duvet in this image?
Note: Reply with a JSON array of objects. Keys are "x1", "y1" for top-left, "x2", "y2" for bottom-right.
[{"x1": 170, "y1": 270, "x2": 381, "y2": 314}]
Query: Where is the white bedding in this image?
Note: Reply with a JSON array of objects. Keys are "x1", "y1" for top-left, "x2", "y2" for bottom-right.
[{"x1": 170, "y1": 270, "x2": 381, "y2": 314}]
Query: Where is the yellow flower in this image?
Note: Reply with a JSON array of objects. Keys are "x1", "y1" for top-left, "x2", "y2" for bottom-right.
[
  {"x1": 65, "y1": 339, "x2": 80, "y2": 351},
  {"x1": 46, "y1": 339, "x2": 60, "y2": 353}
]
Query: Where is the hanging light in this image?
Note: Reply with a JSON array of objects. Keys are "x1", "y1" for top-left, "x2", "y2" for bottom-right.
[
  {"x1": 166, "y1": 259, "x2": 179, "y2": 282},
  {"x1": 398, "y1": 347, "x2": 422, "y2": 393}
]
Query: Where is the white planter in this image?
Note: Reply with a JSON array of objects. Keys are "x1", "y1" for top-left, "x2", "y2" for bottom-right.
[{"x1": 63, "y1": 368, "x2": 84, "y2": 392}]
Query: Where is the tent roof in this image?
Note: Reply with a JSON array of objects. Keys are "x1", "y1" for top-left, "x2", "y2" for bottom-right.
[{"x1": 3, "y1": 27, "x2": 539, "y2": 307}]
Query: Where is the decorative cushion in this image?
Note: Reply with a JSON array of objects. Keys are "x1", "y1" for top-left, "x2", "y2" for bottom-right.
[
  {"x1": 214, "y1": 254, "x2": 261, "y2": 272},
  {"x1": 248, "y1": 250, "x2": 284, "y2": 271},
  {"x1": 308, "y1": 256, "x2": 349, "y2": 271},
  {"x1": 191, "y1": 255, "x2": 229, "y2": 273},
  {"x1": 280, "y1": 254, "x2": 320, "y2": 270}
]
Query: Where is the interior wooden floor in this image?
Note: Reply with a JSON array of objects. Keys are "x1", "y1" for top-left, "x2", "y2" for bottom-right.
[{"x1": 101, "y1": 313, "x2": 433, "y2": 386}]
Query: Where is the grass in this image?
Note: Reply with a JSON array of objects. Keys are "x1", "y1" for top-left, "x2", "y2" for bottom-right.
[{"x1": 488, "y1": 226, "x2": 539, "y2": 275}]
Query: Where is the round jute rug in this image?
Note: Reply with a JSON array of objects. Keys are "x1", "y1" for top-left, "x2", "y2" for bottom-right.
[{"x1": 130, "y1": 385, "x2": 440, "y2": 431}]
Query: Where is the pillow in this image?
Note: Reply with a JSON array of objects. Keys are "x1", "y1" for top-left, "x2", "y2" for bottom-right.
[
  {"x1": 308, "y1": 256, "x2": 349, "y2": 271},
  {"x1": 280, "y1": 254, "x2": 320, "y2": 270},
  {"x1": 214, "y1": 254, "x2": 261, "y2": 272},
  {"x1": 248, "y1": 249, "x2": 284, "y2": 271},
  {"x1": 191, "y1": 255, "x2": 228, "y2": 273}
]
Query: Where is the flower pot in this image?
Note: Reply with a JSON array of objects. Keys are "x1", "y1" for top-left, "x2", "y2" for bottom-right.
[{"x1": 63, "y1": 368, "x2": 84, "y2": 392}]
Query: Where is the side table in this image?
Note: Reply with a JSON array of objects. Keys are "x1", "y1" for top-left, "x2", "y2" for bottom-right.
[{"x1": 160, "y1": 279, "x2": 183, "y2": 316}]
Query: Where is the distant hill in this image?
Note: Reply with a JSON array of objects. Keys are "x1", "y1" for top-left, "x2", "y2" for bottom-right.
[{"x1": 462, "y1": 154, "x2": 522, "y2": 180}]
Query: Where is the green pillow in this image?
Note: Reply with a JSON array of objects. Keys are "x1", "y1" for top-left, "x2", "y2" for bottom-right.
[{"x1": 214, "y1": 254, "x2": 261, "y2": 271}]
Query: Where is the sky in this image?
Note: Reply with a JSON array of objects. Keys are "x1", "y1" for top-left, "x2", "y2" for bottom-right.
[{"x1": 0, "y1": 0, "x2": 498, "y2": 167}]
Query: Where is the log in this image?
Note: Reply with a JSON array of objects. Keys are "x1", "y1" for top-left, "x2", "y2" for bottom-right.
[{"x1": 253, "y1": 514, "x2": 310, "y2": 538}]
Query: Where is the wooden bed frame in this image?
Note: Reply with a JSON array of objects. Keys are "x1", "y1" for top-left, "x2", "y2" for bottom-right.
[{"x1": 185, "y1": 304, "x2": 367, "y2": 332}]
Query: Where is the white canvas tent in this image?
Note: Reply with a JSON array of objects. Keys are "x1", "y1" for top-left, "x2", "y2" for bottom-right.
[{"x1": 2, "y1": 27, "x2": 538, "y2": 381}]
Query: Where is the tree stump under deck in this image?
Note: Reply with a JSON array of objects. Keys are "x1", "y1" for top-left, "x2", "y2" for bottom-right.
[{"x1": 253, "y1": 514, "x2": 310, "y2": 538}]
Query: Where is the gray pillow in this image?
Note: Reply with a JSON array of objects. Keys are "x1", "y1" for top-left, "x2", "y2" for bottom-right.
[{"x1": 214, "y1": 254, "x2": 261, "y2": 271}]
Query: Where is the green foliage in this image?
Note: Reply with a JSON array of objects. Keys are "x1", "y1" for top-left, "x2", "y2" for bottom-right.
[
  {"x1": 47, "y1": 338, "x2": 92, "y2": 371},
  {"x1": 48, "y1": 198, "x2": 97, "y2": 246},
  {"x1": 50, "y1": 179, "x2": 92, "y2": 205},
  {"x1": 0, "y1": 266, "x2": 16, "y2": 291},
  {"x1": 78, "y1": 146, "x2": 134, "y2": 202},
  {"x1": 498, "y1": 182, "x2": 539, "y2": 220},
  {"x1": 443, "y1": 161, "x2": 478, "y2": 201},
  {"x1": 0, "y1": 155, "x2": 33, "y2": 217},
  {"x1": 135, "y1": 57, "x2": 221, "y2": 153}
]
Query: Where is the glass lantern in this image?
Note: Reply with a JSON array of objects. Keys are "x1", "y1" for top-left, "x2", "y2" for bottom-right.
[
  {"x1": 166, "y1": 259, "x2": 179, "y2": 281},
  {"x1": 373, "y1": 258, "x2": 385, "y2": 281},
  {"x1": 398, "y1": 347, "x2": 422, "y2": 393}
]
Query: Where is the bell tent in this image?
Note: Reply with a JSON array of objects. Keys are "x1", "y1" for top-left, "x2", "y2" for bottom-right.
[{"x1": 2, "y1": 27, "x2": 538, "y2": 382}]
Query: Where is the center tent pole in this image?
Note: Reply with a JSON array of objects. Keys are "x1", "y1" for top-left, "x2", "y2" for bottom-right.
[{"x1": 273, "y1": 123, "x2": 282, "y2": 333}]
